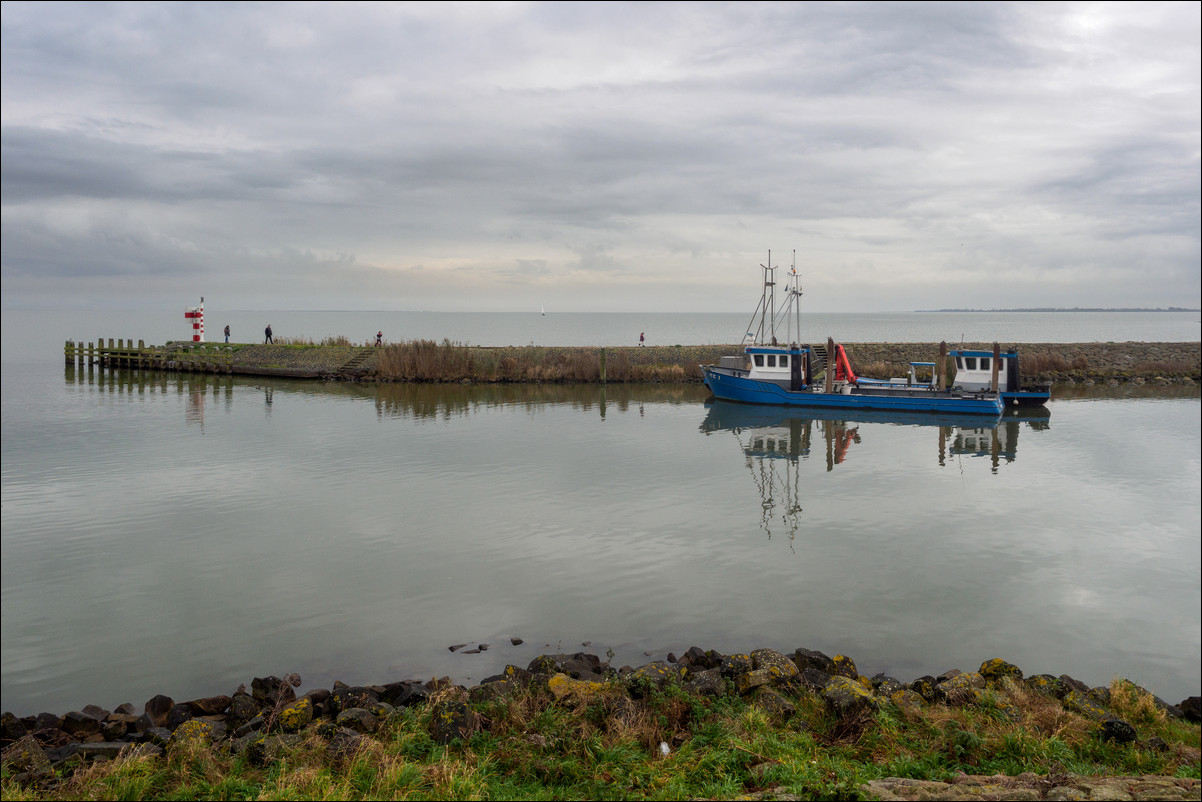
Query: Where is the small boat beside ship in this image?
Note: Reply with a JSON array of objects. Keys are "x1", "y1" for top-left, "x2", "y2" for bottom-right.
[{"x1": 701, "y1": 255, "x2": 1042, "y2": 417}]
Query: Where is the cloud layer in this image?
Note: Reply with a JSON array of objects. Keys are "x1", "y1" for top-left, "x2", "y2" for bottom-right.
[{"x1": 2, "y1": 2, "x2": 1198, "y2": 311}]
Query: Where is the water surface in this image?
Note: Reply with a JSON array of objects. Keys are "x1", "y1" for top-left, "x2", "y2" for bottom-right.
[{"x1": 2, "y1": 360, "x2": 1198, "y2": 714}]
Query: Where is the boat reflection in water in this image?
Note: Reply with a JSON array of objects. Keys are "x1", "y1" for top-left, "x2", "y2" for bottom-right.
[
  {"x1": 699, "y1": 401, "x2": 1051, "y2": 543},
  {"x1": 948, "y1": 406, "x2": 1051, "y2": 471}
]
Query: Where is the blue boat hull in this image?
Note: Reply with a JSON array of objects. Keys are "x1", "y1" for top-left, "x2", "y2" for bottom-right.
[
  {"x1": 1000, "y1": 389, "x2": 1051, "y2": 407},
  {"x1": 703, "y1": 367, "x2": 1004, "y2": 416}
]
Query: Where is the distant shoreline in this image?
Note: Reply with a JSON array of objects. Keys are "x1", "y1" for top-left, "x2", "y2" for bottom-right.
[{"x1": 918, "y1": 307, "x2": 1199, "y2": 313}]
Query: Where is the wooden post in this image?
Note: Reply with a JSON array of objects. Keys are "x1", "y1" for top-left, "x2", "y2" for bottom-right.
[
  {"x1": 938, "y1": 341, "x2": 947, "y2": 391},
  {"x1": 599, "y1": 348, "x2": 607, "y2": 384},
  {"x1": 65, "y1": 340, "x2": 73, "y2": 364},
  {"x1": 825, "y1": 338, "x2": 835, "y2": 394},
  {"x1": 991, "y1": 341, "x2": 1001, "y2": 393}
]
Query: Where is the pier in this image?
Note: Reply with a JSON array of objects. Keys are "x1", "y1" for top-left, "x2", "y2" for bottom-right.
[
  {"x1": 65, "y1": 339, "x2": 235, "y2": 374},
  {"x1": 62, "y1": 338, "x2": 1200, "y2": 385}
]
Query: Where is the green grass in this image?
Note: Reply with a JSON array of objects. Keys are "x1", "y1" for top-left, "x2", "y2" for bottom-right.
[{"x1": 4, "y1": 676, "x2": 1198, "y2": 801}]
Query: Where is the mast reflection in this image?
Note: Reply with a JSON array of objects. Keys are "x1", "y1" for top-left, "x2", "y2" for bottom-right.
[{"x1": 700, "y1": 401, "x2": 1051, "y2": 543}]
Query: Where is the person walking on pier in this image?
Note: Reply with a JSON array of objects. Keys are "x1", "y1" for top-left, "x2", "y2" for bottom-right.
[
  {"x1": 224, "y1": 324, "x2": 230, "y2": 343},
  {"x1": 639, "y1": 332, "x2": 645, "y2": 347},
  {"x1": 376, "y1": 331, "x2": 383, "y2": 346},
  {"x1": 264, "y1": 324, "x2": 273, "y2": 344}
]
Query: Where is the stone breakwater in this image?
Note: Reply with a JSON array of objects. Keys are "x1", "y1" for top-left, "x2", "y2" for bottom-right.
[
  {"x1": 3, "y1": 647, "x2": 1200, "y2": 798},
  {"x1": 146, "y1": 340, "x2": 1200, "y2": 383}
]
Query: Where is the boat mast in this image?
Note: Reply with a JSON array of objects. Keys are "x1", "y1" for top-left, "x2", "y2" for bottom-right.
[
  {"x1": 742, "y1": 250, "x2": 776, "y2": 345},
  {"x1": 765, "y1": 251, "x2": 776, "y2": 344},
  {"x1": 770, "y1": 250, "x2": 803, "y2": 346}
]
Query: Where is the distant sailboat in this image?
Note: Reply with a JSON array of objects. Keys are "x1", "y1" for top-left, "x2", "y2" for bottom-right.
[{"x1": 541, "y1": 305, "x2": 546, "y2": 316}]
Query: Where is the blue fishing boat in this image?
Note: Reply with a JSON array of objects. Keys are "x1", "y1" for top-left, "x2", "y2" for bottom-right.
[{"x1": 701, "y1": 254, "x2": 1004, "y2": 416}]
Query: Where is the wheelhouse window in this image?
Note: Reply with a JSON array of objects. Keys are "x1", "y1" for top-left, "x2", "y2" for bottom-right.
[
  {"x1": 965, "y1": 357, "x2": 977, "y2": 370},
  {"x1": 956, "y1": 357, "x2": 964, "y2": 368},
  {"x1": 767, "y1": 355, "x2": 776, "y2": 367},
  {"x1": 981, "y1": 357, "x2": 990, "y2": 370},
  {"x1": 754, "y1": 354, "x2": 764, "y2": 367},
  {"x1": 780, "y1": 355, "x2": 789, "y2": 367}
]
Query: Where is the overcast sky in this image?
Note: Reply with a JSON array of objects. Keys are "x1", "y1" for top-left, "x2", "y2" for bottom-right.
[{"x1": 2, "y1": 2, "x2": 1199, "y2": 313}]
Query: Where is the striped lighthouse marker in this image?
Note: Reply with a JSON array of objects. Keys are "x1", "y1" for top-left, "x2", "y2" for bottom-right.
[{"x1": 185, "y1": 297, "x2": 205, "y2": 342}]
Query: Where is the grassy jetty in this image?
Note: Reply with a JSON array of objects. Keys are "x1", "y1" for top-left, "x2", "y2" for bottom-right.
[{"x1": 99, "y1": 339, "x2": 1201, "y2": 385}]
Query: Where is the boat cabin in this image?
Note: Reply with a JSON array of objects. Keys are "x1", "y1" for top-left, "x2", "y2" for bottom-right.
[{"x1": 951, "y1": 349, "x2": 1017, "y2": 392}]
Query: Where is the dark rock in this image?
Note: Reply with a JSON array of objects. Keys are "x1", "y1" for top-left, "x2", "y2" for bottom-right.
[
  {"x1": 624, "y1": 661, "x2": 683, "y2": 697},
  {"x1": 666, "y1": 652, "x2": 677, "y2": 663},
  {"x1": 909, "y1": 676, "x2": 938, "y2": 702},
  {"x1": 1089, "y1": 686, "x2": 1112, "y2": 707},
  {"x1": 448, "y1": 643, "x2": 468, "y2": 652},
  {"x1": 187, "y1": 695, "x2": 231, "y2": 716},
  {"x1": 935, "y1": 672, "x2": 986, "y2": 706},
  {"x1": 937, "y1": 668, "x2": 963, "y2": 683},
  {"x1": 303, "y1": 687, "x2": 331, "y2": 705},
  {"x1": 381, "y1": 681, "x2": 429, "y2": 709},
  {"x1": 328, "y1": 685, "x2": 380, "y2": 717},
  {"x1": 979, "y1": 658, "x2": 1024, "y2": 683},
  {"x1": 48, "y1": 741, "x2": 155, "y2": 765},
  {"x1": 135, "y1": 713, "x2": 156, "y2": 734},
  {"x1": 80, "y1": 704, "x2": 110, "y2": 721},
  {"x1": 1100, "y1": 717, "x2": 1137, "y2": 743},
  {"x1": 34, "y1": 712, "x2": 61, "y2": 731},
  {"x1": 678, "y1": 646, "x2": 723, "y2": 670},
  {"x1": 792, "y1": 648, "x2": 835, "y2": 675},
  {"x1": 1, "y1": 711, "x2": 27, "y2": 743},
  {"x1": 143, "y1": 695, "x2": 174, "y2": 727},
  {"x1": 165, "y1": 703, "x2": 194, "y2": 730},
  {"x1": 822, "y1": 676, "x2": 877, "y2": 718},
  {"x1": 1063, "y1": 688, "x2": 1110, "y2": 721},
  {"x1": 233, "y1": 714, "x2": 265, "y2": 739},
  {"x1": 1180, "y1": 696, "x2": 1202, "y2": 723},
  {"x1": 335, "y1": 707, "x2": 378, "y2": 734},
  {"x1": 799, "y1": 667, "x2": 835, "y2": 693},
  {"x1": 1025, "y1": 674, "x2": 1065, "y2": 698},
  {"x1": 831, "y1": 654, "x2": 859, "y2": 679},
  {"x1": 227, "y1": 694, "x2": 261, "y2": 728},
  {"x1": 429, "y1": 699, "x2": 479, "y2": 745},
  {"x1": 735, "y1": 669, "x2": 775, "y2": 695},
  {"x1": 871, "y1": 675, "x2": 905, "y2": 696},
  {"x1": 684, "y1": 668, "x2": 727, "y2": 697},
  {"x1": 1141, "y1": 736, "x2": 1169, "y2": 752},
  {"x1": 101, "y1": 719, "x2": 128, "y2": 741},
  {"x1": 368, "y1": 701, "x2": 395, "y2": 721},
  {"x1": 479, "y1": 665, "x2": 533, "y2": 687},
  {"x1": 750, "y1": 687, "x2": 796, "y2": 719},
  {"x1": 1, "y1": 735, "x2": 52, "y2": 780},
  {"x1": 143, "y1": 727, "x2": 172, "y2": 748},
  {"x1": 1058, "y1": 674, "x2": 1091, "y2": 698},
  {"x1": 718, "y1": 653, "x2": 754, "y2": 679},
  {"x1": 167, "y1": 719, "x2": 220, "y2": 750},
  {"x1": 31, "y1": 727, "x2": 72, "y2": 748},
  {"x1": 60, "y1": 711, "x2": 103, "y2": 738},
  {"x1": 251, "y1": 676, "x2": 296, "y2": 707},
  {"x1": 113, "y1": 703, "x2": 137, "y2": 716},
  {"x1": 327, "y1": 728, "x2": 366, "y2": 765},
  {"x1": 527, "y1": 652, "x2": 605, "y2": 679},
  {"x1": 276, "y1": 698, "x2": 314, "y2": 733},
  {"x1": 750, "y1": 648, "x2": 798, "y2": 680},
  {"x1": 470, "y1": 679, "x2": 524, "y2": 702}
]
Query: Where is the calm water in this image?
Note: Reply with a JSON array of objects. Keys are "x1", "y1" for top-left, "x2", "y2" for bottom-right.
[{"x1": 1, "y1": 311, "x2": 1199, "y2": 715}]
